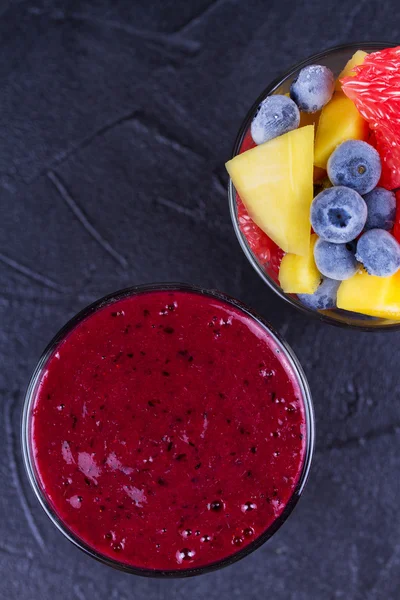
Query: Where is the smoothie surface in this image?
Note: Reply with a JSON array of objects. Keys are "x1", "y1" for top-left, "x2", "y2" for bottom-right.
[{"x1": 31, "y1": 289, "x2": 307, "y2": 571}]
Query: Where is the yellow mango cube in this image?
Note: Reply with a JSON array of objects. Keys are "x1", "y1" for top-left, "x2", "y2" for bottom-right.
[
  {"x1": 314, "y1": 92, "x2": 369, "y2": 169},
  {"x1": 337, "y1": 269, "x2": 400, "y2": 320},
  {"x1": 335, "y1": 50, "x2": 368, "y2": 91},
  {"x1": 226, "y1": 125, "x2": 314, "y2": 256},
  {"x1": 381, "y1": 271, "x2": 400, "y2": 319},
  {"x1": 279, "y1": 234, "x2": 320, "y2": 294}
]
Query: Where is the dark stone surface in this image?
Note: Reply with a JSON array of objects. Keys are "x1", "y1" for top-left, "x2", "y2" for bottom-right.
[{"x1": 1, "y1": 1, "x2": 400, "y2": 598}]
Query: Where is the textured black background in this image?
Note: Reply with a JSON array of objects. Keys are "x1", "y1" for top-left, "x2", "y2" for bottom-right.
[{"x1": 1, "y1": 1, "x2": 400, "y2": 598}]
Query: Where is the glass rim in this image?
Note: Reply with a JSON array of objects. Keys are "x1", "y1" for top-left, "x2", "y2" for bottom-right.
[
  {"x1": 21, "y1": 282, "x2": 315, "y2": 578},
  {"x1": 228, "y1": 41, "x2": 400, "y2": 332}
]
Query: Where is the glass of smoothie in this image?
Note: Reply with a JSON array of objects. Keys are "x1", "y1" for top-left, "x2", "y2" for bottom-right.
[
  {"x1": 228, "y1": 42, "x2": 400, "y2": 331},
  {"x1": 22, "y1": 283, "x2": 314, "y2": 577}
]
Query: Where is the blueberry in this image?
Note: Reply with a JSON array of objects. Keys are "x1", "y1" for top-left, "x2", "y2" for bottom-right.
[
  {"x1": 298, "y1": 277, "x2": 340, "y2": 310},
  {"x1": 310, "y1": 186, "x2": 367, "y2": 243},
  {"x1": 251, "y1": 95, "x2": 300, "y2": 145},
  {"x1": 314, "y1": 238, "x2": 358, "y2": 280},
  {"x1": 290, "y1": 65, "x2": 334, "y2": 113},
  {"x1": 327, "y1": 140, "x2": 382, "y2": 195},
  {"x1": 355, "y1": 229, "x2": 400, "y2": 276},
  {"x1": 363, "y1": 187, "x2": 396, "y2": 231}
]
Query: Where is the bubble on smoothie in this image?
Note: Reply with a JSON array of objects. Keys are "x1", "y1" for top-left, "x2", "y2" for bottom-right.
[
  {"x1": 241, "y1": 501, "x2": 257, "y2": 513},
  {"x1": 159, "y1": 301, "x2": 178, "y2": 316},
  {"x1": 179, "y1": 528, "x2": 192, "y2": 539},
  {"x1": 259, "y1": 368, "x2": 275, "y2": 378},
  {"x1": 232, "y1": 535, "x2": 244, "y2": 546},
  {"x1": 243, "y1": 527, "x2": 254, "y2": 538},
  {"x1": 113, "y1": 540, "x2": 125, "y2": 552},
  {"x1": 208, "y1": 499, "x2": 225, "y2": 512},
  {"x1": 176, "y1": 548, "x2": 195, "y2": 563}
]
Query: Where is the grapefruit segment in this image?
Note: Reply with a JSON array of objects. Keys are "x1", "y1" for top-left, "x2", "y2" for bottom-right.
[{"x1": 341, "y1": 46, "x2": 400, "y2": 190}]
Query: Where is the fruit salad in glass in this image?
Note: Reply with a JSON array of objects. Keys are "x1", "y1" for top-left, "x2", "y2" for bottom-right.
[{"x1": 227, "y1": 43, "x2": 400, "y2": 329}]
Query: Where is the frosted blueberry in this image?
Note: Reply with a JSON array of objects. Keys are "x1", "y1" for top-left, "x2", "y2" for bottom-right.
[
  {"x1": 363, "y1": 187, "x2": 396, "y2": 231},
  {"x1": 356, "y1": 229, "x2": 400, "y2": 276},
  {"x1": 298, "y1": 277, "x2": 340, "y2": 310},
  {"x1": 251, "y1": 95, "x2": 300, "y2": 145},
  {"x1": 327, "y1": 140, "x2": 382, "y2": 195},
  {"x1": 314, "y1": 238, "x2": 358, "y2": 280},
  {"x1": 290, "y1": 65, "x2": 334, "y2": 113},
  {"x1": 310, "y1": 186, "x2": 367, "y2": 243}
]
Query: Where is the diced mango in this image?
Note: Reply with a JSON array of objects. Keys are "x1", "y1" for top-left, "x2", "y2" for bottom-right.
[
  {"x1": 381, "y1": 272, "x2": 400, "y2": 319},
  {"x1": 314, "y1": 92, "x2": 369, "y2": 169},
  {"x1": 337, "y1": 269, "x2": 400, "y2": 320},
  {"x1": 335, "y1": 50, "x2": 368, "y2": 91},
  {"x1": 337, "y1": 270, "x2": 389, "y2": 316},
  {"x1": 279, "y1": 234, "x2": 320, "y2": 294},
  {"x1": 226, "y1": 125, "x2": 314, "y2": 256}
]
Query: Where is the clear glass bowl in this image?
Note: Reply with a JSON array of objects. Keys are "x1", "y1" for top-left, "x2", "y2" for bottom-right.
[
  {"x1": 228, "y1": 42, "x2": 400, "y2": 331},
  {"x1": 22, "y1": 283, "x2": 315, "y2": 577}
]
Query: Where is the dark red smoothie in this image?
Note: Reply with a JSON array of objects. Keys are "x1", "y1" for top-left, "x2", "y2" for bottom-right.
[{"x1": 29, "y1": 288, "x2": 308, "y2": 572}]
